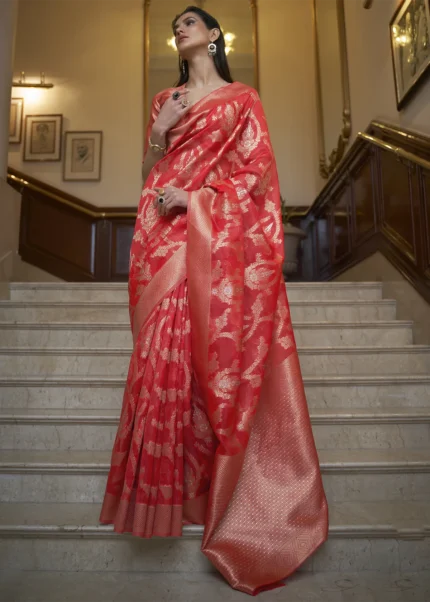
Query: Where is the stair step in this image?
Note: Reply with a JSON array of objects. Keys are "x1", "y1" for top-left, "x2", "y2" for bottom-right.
[
  {"x1": 1, "y1": 375, "x2": 429, "y2": 410},
  {"x1": 0, "y1": 299, "x2": 397, "y2": 322},
  {"x1": 0, "y1": 320, "x2": 413, "y2": 347},
  {"x1": 1, "y1": 571, "x2": 429, "y2": 602},
  {"x1": 1, "y1": 408, "x2": 429, "y2": 452},
  {"x1": 9, "y1": 281, "x2": 383, "y2": 302},
  {"x1": 0, "y1": 500, "x2": 429, "y2": 538},
  {"x1": 1, "y1": 449, "x2": 429, "y2": 504},
  {"x1": 0, "y1": 502, "x2": 429, "y2": 577},
  {"x1": 1, "y1": 346, "x2": 429, "y2": 376}
]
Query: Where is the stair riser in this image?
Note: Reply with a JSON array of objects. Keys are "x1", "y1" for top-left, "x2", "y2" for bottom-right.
[
  {"x1": 0, "y1": 304, "x2": 397, "y2": 323},
  {"x1": 0, "y1": 326, "x2": 412, "y2": 348},
  {"x1": 1, "y1": 423, "x2": 429, "y2": 452},
  {"x1": 0, "y1": 536, "x2": 428, "y2": 574},
  {"x1": 1, "y1": 383, "x2": 429, "y2": 411},
  {"x1": 1, "y1": 351, "x2": 428, "y2": 376},
  {"x1": 9, "y1": 285, "x2": 383, "y2": 303},
  {"x1": 1, "y1": 473, "x2": 428, "y2": 504}
]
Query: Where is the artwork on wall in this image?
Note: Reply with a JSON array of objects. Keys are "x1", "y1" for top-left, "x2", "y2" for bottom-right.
[
  {"x1": 23, "y1": 114, "x2": 63, "y2": 161},
  {"x1": 63, "y1": 131, "x2": 103, "y2": 181},
  {"x1": 9, "y1": 98, "x2": 24, "y2": 144},
  {"x1": 390, "y1": 0, "x2": 430, "y2": 110}
]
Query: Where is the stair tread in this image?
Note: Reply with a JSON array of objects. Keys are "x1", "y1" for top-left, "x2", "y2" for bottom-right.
[
  {"x1": 1, "y1": 374, "x2": 429, "y2": 384},
  {"x1": 1, "y1": 345, "x2": 429, "y2": 354},
  {"x1": 0, "y1": 501, "x2": 429, "y2": 532},
  {"x1": 0, "y1": 299, "x2": 396, "y2": 307},
  {"x1": 10, "y1": 281, "x2": 383, "y2": 288},
  {"x1": 0, "y1": 571, "x2": 428, "y2": 602},
  {"x1": 1, "y1": 448, "x2": 429, "y2": 468},
  {"x1": 1, "y1": 407, "x2": 430, "y2": 422},
  {"x1": 0, "y1": 320, "x2": 412, "y2": 329}
]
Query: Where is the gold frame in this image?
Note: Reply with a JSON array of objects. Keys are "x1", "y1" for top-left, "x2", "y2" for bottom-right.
[
  {"x1": 143, "y1": 0, "x2": 260, "y2": 124},
  {"x1": 313, "y1": 0, "x2": 352, "y2": 179}
]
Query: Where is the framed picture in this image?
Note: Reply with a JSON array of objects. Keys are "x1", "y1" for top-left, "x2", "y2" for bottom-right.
[
  {"x1": 9, "y1": 98, "x2": 24, "y2": 144},
  {"x1": 23, "y1": 114, "x2": 63, "y2": 161},
  {"x1": 390, "y1": 0, "x2": 430, "y2": 110},
  {"x1": 63, "y1": 131, "x2": 103, "y2": 181}
]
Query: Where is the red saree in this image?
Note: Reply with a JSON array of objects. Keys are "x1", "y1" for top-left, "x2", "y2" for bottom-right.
[{"x1": 100, "y1": 81, "x2": 328, "y2": 595}]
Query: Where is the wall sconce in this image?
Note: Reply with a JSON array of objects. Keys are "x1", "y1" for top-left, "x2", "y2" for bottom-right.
[{"x1": 12, "y1": 71, "x2": 54, "y2": 89}]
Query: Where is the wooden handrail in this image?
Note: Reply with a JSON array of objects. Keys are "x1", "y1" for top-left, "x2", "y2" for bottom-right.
[
  {"x1": 7, "y1": 169, "x2": 137, "y2": 219},
  {"x1": 358, "y1": 132, "x2": 430, "y2": 171}
]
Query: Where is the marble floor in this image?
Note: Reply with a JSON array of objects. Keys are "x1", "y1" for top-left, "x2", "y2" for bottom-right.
[{"x1": 0, "y1": 571, "x2": 429, "y2": 602}]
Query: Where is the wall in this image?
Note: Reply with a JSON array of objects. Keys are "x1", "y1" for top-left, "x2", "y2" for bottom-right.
[
  {"x1": 336, "y1": 252, "x2": 430, "y2": 345},
  {"x1": 259, "y1": 0, "x2": 320, "y2": 205},
  {"x1": 7, "y1": 0, "x2": 320, "y2": 209},
  {"x1": 345, "y1": 0, "x2": 430, "y2": 136},
  {"x1": 8, "y1": 0, "x2": 143, "y2": 208}
]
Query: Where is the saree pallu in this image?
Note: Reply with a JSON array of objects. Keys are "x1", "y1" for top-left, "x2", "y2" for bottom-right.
[{"x1": 100, "y1": 81, "x2": 328, "y2": 595}]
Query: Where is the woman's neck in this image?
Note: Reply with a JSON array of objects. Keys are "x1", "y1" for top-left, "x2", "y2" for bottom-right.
[{"x1": 185, "y1": 53, "x2": 224, "y2": 88}]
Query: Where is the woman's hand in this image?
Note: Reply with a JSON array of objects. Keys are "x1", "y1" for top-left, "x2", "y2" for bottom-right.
[
  {"x1": 154, "y1": 186, "x2": 189, "y2": 217},
  {"x1": 152, "y1": 89, "x2": 191, "y2": 137}
]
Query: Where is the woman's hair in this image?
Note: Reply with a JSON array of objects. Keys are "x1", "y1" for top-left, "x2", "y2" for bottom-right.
[{"x1": 172, "y1": 6, "x2": 234, "y2": 86}]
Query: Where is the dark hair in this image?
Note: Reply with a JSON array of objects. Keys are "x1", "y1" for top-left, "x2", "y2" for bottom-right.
[{"x1": 172, "y1": 6, "x2": 234, "y2": 86}]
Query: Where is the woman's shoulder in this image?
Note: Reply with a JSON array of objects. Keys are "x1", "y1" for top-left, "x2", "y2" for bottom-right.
[{"x1": 231, "y1": 82, "x2": 261, "y2": 103}]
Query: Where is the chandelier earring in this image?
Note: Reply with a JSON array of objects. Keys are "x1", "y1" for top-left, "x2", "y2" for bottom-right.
[{"x1": 208, "y1": 42, "x2": 217, "y2": 57}]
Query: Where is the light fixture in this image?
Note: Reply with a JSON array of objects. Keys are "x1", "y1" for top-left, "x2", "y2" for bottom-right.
[
  {"x1": 392, "y1": 26, "x2": 411, "y2": 47},
  {"x1": 224, "y1": 32, "x2": 236, "y2": 55},
  {"x1": 167, "y1": 36, "x2": 177, "y2": 51},
  {"x1": 12, "y1": 71, "x2": 54, "y2": 89}
]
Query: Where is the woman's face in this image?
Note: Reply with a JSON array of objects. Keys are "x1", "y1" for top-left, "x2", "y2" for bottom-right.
[{"x1": 174, "y1": 12, "x2": 218, "y2": 59}]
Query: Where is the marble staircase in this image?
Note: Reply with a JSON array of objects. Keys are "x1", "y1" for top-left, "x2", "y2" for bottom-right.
[{"x1": 0, "y1": 282, "x2": 429, "y2": 601}]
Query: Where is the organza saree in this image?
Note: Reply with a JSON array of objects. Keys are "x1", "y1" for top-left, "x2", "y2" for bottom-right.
[{"x1": 100, "y1": 81, "x2": 328, "y2": 595}]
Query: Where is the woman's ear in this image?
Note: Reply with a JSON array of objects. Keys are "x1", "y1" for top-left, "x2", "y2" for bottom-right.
[{"x1": 210, "y1": 28, "x2": 221, "y2": 42}]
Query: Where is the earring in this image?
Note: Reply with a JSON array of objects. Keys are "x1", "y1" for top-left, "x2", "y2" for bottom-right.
[
  {"x1": 208, "y1": 42, "x2": 217, "y2": 57},
  {"x1": 182, "y1": 61, "x2": 186, "y2": 75}
]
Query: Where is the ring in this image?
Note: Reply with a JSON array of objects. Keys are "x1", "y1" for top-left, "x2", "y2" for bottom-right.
[
  {"x1": 157, "y1": 187, "x2": 165, "y2": 196},
  {"x1": 158, "y1": 196, "x2": 165, "y2": 204},
  {"x1": 181, "y1": 98, "x2": 190, "y2": 107},
  {"x1": 172, "y1": 91, "x2": 180, "y2": 101}
]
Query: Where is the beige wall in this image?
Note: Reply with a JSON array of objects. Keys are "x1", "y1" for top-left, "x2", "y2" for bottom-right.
[
  {"x1": 336, "y1": 252, "x2": 430, "y2": 345},
  {"x1": 8, "y1": 0, "x2": 319, "y2": 209},
  {"x1": 345, "y1": 0, "x2": 430, "y2": 136},
  {"x1": 259, "y1": 0, "x2": 320, "y2": 206},
  {"x1": 9, "y1": 0, "x2": 143, "y2": 208},
  {"x1": 0, "y1": 179, "x2": 21, "y2": 298}
]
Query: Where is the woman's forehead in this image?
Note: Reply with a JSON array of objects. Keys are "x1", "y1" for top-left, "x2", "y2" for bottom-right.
[{"x1": 174, "y1": 12, "x2": 199, "y2": 27}]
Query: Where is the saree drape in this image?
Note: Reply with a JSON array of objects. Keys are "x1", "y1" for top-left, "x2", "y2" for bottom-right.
[{"x1": 100, "y1": 81, "x2": 328, "y2": 595}]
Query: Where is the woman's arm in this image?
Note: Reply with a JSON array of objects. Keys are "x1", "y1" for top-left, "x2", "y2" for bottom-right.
[
  {"x1": 142, "y1": 123, "x2": 167, "y2": 184},
  {"x1": 142, "y1": 89, "x2": 191, "y2": 184}
]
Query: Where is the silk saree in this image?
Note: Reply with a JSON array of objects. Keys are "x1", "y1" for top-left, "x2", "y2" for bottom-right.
[{"x1": 100, "y1": 81, "x2": 328, "y2": 595}]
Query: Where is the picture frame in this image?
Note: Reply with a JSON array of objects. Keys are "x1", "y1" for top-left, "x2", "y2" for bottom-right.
[
  {"x1": 390, "y1": 0, "x2": 430, "y2": 110},
  {"x1": 63, "y1": 131, "x2": 103, "y2": 182},
  {"x1": 23, "y1": 114, "x2": 63, "y2": 161},
  {"x1": 9, "y1": 98, "x2": 24, "y2": 144}
]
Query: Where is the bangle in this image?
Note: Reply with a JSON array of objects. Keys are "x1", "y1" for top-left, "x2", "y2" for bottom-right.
[{"x1": 148, "y1": 137, "x2": 167, "y2": 153}]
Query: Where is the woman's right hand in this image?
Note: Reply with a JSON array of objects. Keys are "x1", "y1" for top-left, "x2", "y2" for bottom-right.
[{"x1": 152, "y1": 89, "x2": 191, "y2": 137}]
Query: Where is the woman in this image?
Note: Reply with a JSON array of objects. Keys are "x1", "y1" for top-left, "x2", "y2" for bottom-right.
[{"x1": 100, "y1": 5, "x2": 328, "y2": 595}]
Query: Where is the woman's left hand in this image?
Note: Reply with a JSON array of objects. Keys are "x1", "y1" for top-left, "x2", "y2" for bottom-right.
[{"x1": 153, "y1": 186, "x2": 189, "y2": 217}]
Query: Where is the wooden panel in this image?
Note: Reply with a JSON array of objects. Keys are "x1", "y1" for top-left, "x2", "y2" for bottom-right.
[
  {"x1": 332, "y1": 184, "x2": 351, "y2": 263},
  {"x1": 351, "y1": 153, "x2": 377, "y2": 242},
  {"x1": 300, "y1": 125, "x2": 430, "y2": 302},
  {"x1": 315, "y1": 207, "x2": 331, "y2": 274},
  {"x1": 20, "y1": 191, "x2": 96, "y2": 281},
  {"x1": 111, "y1": 222, "x2": 135, "y2": 280},
  {"x1": 423, "y1": 169, "x2": 430, "y2": 278},
  {"x1": 379, "y1": 150, "x2": 416, "y2": 257}
]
